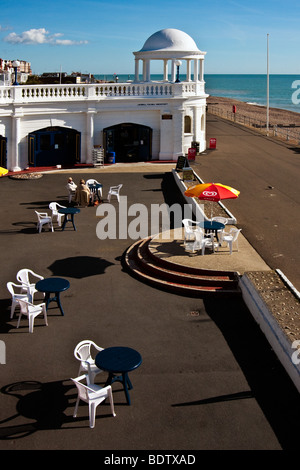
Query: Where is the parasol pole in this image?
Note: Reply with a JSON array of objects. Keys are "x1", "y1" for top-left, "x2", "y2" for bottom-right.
[{"x1": 266, "y1": 33, "x2": 269, "y2": 136}]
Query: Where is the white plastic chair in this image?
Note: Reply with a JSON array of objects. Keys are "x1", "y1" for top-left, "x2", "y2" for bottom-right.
[
  {"x1": 67, "y1": 189, "x2": 75, "y2": 203},
  {"x1": 182, "y1": 219, "x2": 201, "y2": 242},
  {"x1": 35, "y1": 211, "x2": 54, "y2": 233},
  {"x1": 107, "y1": 184, "x2": 123, "y2": 202},
  {"x1": 211, "y1": 216, "x2": 228, "y2": 243},
  {"x1": 7, "y1": 282, "x2": 31, "y2": 319},
  {"x1": 49, "y1": 202, "x2": 66, "y2": 227},
  {"x1": 16, "y1": 268, "x2": 44, "y2": 299},
  {"x1": 185, "y1": 229, "x2": 215, "y2": 255},
  {"x1": 16, "y1": 298, "x2": 48, "y2": 333},
  {"x1": 66, "y1": 182, "x2": 77, "y2": 203},
  {"x1": 74, "y1": 340, "x2": 104, "y2": 384},
  {"x1": 86, "y1": 179, "x2": 103, "y2": 198},
  {"x1": 71, "y1": 374, "x2": 116, "y2": 428},
  {"x1": 222, "y1": 228, "x2": 242, "y2": 254}
]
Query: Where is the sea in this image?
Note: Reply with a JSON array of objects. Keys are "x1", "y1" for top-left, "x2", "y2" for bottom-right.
[{"x1": 94, "y1": 74, "x2": 300, "y2": 114}]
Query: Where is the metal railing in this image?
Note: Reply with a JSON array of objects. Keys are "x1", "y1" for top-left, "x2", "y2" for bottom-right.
[{"x1": 208, "y1": 105, "x2": 300, "y2": 145}]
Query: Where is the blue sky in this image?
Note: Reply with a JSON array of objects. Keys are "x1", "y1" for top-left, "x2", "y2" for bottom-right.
[{"x1": 1, "y1": 0, "x2": 300, "y2": 75}]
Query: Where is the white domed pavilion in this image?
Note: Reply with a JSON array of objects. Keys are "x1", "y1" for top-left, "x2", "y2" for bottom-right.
[
  {"x1": 1, "y1": 28, "x2": 209, "y2": 171},
  {"x1": 133, "y1": 28, "x2": 206, "y2": 83}
]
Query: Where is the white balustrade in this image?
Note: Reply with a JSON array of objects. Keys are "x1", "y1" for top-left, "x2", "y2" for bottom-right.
[{"x1": 0, "y1": 81, "x2": 203, "y2": 105}]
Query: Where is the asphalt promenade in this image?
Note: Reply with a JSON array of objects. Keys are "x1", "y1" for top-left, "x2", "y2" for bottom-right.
[
  {"x1": 197, "y1": 113, "x2": 300, "y2": 292},
  {"x1": 0, "y1": 157, "x2": 299, "y2": 453}
]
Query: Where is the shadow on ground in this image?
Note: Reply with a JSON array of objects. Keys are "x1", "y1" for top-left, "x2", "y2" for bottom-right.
[
  {"x1": 47, "y1": 256, "x2": 115, "y2": 278},
  {"x1": 203, "y1": 297, "x2": 299, "y2": 450}
]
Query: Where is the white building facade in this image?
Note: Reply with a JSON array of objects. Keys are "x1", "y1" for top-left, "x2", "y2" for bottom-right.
[{"x1": 0, "y1": 29, "x2": 208, "y2": 171}]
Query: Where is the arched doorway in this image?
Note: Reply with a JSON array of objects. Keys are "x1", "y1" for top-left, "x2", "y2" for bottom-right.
[
  {"x1": 103, "y1": 123, "x2": 152, "y2": 162},
  {"x1": 28, "y1": 127, "x2": 81, "y2": 167}
]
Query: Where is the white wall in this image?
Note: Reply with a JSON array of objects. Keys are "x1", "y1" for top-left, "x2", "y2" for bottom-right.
[{"x1": 0, "y1": 92, "x2": 207, "y2": 169}]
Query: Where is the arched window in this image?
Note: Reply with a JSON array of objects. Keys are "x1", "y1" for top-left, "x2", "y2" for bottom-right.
[{"x1": 184, "y1": 115, "x2": 191, "y2": 133}]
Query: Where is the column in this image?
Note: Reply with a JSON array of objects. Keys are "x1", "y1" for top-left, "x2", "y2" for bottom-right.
[
  {"x1": 172, "y1": 107, "x2": 184, "y2": 160},
  {"x1": 11, "y1": 115, "x2": 21, "y2": 171},
  {"x1": 86, "y1": 110, "x2": 95, "y2": 164},
  {"x1": 193, "y1": 106, "x2": 199, "y2": 141},
  {"x1": 163, "y1": 59, "x2": 168, "y2": 81},
  {"x1": 134, "y1": 59, "x2": 140, "y2": 82},
  {"x1": 186, "y1": 59, "x2": 191, "y2": 82},
  {"x1": 171, "y1": 60, "x2": 176, "y2": 82},
  {"x1": 200, "y1": 59, "x2": 204, "y2": 81},
  {"x1": 142, "y1": 60, "x2": 147, "y2": 81},
  {"x1": 194, "y1": 59, "x2": 199, "y2": 82},
  {"x1": 146, "y1": 59, "x2": 151, "y2": 81}
]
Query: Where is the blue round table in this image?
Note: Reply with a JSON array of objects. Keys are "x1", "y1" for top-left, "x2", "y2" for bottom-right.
[
  {"x1": 58, "y1": 207, "x2": 80, "y2": 231},
  {"x1": 88, "y1": 183, "x2": 102, "y2": 203},
  {"x1": 199, "y1": 221, "x2": 225, "y2": 242},
  {"x1": 36, "y1": 277, "x2": 70, "y2": 316},
  {"x1": 95, "y1": 346, "x2": 142, "y2": 405}
]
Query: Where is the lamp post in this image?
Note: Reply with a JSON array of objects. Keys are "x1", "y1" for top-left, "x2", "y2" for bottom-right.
[
  {"x1": 12, "y1": 60, "x2": 20, "y2": 86},
  {"x1": 266, "y1": 34, "x2": 269, "y2": 136},
  {"x1": 175, "y1": 60, "x2": 182, "y2": 83}
]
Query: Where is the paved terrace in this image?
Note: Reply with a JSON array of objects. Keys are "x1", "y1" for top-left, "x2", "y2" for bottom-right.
[{"x1": 0, "y1": 162, "x2": 299, "y2": 452}]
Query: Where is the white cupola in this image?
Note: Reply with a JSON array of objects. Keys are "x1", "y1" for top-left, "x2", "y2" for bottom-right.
[{"x1": 133, "y1": 28, "x2": 206, "y2": 83}]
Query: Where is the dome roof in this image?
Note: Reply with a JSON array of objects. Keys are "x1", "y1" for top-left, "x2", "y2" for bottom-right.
[{"x1": 140, "y1": 28, "x2": 200, "y2": 52}]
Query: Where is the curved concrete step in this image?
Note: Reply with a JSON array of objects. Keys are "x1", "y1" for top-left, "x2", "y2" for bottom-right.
[
  {"x1": 124, "y1": 237, "x2": 241, "y2": 297},
  {"x1": 137, "y1": 238, "x2": 239, "y2": 288}
]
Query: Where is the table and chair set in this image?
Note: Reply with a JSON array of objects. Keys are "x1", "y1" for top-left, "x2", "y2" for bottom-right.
[
  {"x1": 7, "y1": 268, "x2": 71, "y2": 332},
  {"x1": 7, "y1": 266, "x2": 142, "y2": 428},
  {"x1": 73, "y1": 340, "x2": 142, "y2": 426},
  {"x1": 35, "y1": 179, "x2": 123, "y2": 234},
  {"x1": 182, "y1": 217, "x2": 242, "y2": 255}
]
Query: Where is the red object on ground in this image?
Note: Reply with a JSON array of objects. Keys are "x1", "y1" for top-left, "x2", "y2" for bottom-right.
[
  {"x1": 188, "y1": 148, "x2": 196, "y2": 160},
  {"x1": 209, "y1": 138, "x2": 217, "y2": 149}
]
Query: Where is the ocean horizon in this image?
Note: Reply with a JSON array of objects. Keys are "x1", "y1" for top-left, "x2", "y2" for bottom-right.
[{"x1": 94, "y1": 73, "x2": 300, "y2": 114}]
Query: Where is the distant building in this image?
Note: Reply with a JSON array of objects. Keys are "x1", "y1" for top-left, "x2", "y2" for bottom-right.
[
  {"x1": 0, "y1": 58, "x2": 32, "y2": 85},
  {"x1": 0, "y1": 29, "x2": 208, "y2": 171},
  {"x1": 38, "y1": 72, "x2": 96, "y2": 84}
]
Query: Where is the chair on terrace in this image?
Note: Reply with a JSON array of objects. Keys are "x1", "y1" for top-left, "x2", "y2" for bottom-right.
[
  {"x1": 184, "y1": 229, "x2": 215, "y2": 255},
  {"x1": 35, "y1": 211, "x2": 54, "y2": 233},
  {"x1": 222, "y1": 228, "x2": 242, "y2": 254},
  {"x1": 49, "y1": 202, "x2": 66, "y2": 227},
  {"x1": 71, "y1": 374, "x2": 116, "y2": 428},
  {"x1": 211, "y1": 216, "x2": 228, "y2": 243},
  {"x1": 107, "y1": 184, "x2": 122, "y2": 202},
  {"x1": 74, "y1": 340, "x2": 104, "y2": 385},
  {"x1": 16, "y1": 268, "x2": 44, "y2": 300},
  {"x1": 16, "y1": 298, "x2": 48, "y2": 333},
  {"x1": 7, "y1": 282, "x2": 31, "y2": 319}
]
